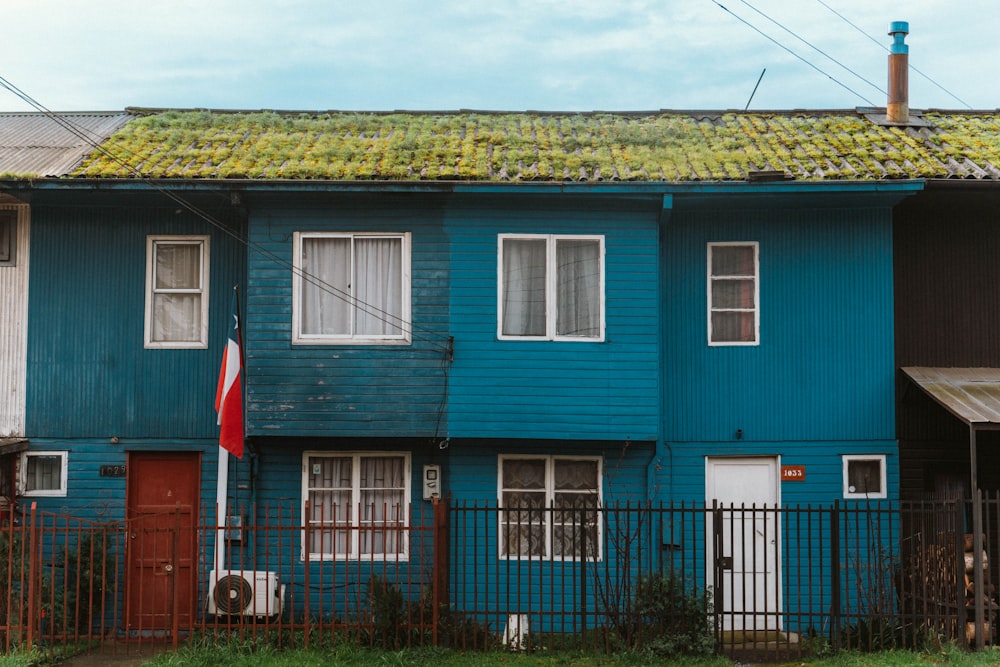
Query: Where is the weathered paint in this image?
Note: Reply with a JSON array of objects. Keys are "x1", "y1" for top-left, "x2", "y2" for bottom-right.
[{"x1": 0, "y1": 202, "x2": 29, "y2": 437}]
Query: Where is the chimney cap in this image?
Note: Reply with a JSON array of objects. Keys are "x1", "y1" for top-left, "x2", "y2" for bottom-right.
[{"x1": 889, "y1": 21, "x2": 909, "y2": 54}]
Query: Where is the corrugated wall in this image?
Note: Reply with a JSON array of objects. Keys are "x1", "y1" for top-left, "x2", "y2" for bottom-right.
[
  {"x1": 445, "y1": 195, "x2": 661, "y2": 442},
  {"x1": 0, "y1": 202, "x2": 29, "y2": 437},
  {"x1": 663, "y1": 202, "x2": 896, "y2": 443},
  {"x1": 26, "y1": 197, "x2": 246, "y2": 438}
]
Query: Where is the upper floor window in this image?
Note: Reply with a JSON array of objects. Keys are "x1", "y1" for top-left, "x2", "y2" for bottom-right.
[
  {"x1": 499, "y1": 455, "x2": 602, "y2": 561},
  {"x1": 498, "y1": 234, "x2": 604, "y2": 341},
  {"x1": 302, "y1": 452, "x2": 410, "y2": 561},
  {"x1": 708, "y1": 242, "x2": 758, "y2": 345},
  {"x1": 19, "y1": 451, "x2": 68, "y2": 497},
  {"x1": 0, "y1": 209, "x2": 16, "y2": 267},
  {"x1": 145, "y1": 236, "x2": 210, "y2": 348},
  {"x1": 293, "y1": 232, "x2": 411, "y2": 345}
]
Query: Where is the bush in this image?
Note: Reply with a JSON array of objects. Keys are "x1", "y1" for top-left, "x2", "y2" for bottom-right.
[{"x1": 628, "y1": 572, "x2": 715, "y2": 658}]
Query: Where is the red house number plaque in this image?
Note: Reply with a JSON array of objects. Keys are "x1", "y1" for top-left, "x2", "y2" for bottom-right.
[{"x1": 781, "y1": 465, "x2": 806, "y2": 481}]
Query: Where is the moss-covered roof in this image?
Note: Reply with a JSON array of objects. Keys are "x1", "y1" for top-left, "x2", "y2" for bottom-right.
[{"x1": 69, "y1": 108, "x2": 1000, "y2": 182}]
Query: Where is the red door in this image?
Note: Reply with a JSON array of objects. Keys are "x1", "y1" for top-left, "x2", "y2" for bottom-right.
[{"x1": 126, "y1": 452, "x2": 200, "y2": 633}]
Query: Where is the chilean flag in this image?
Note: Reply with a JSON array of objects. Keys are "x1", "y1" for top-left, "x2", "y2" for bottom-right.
[{"x1": 215, "y1": 290, "x2": 244, "y2": 458}]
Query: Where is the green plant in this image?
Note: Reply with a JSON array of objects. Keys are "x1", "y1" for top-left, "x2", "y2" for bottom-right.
[{"x1": 628, "y1": 572, "x2": 715, "y2": 658}]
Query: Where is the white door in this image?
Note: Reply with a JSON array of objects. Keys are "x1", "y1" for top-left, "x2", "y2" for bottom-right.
[{"x1": 706, "y1": 457, "x2": 780, "y2": 631}]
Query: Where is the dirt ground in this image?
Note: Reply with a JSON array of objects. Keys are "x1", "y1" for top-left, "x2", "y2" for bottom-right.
[{"x1": 56, "y1": 643, "x2": 170, "y2": 667}]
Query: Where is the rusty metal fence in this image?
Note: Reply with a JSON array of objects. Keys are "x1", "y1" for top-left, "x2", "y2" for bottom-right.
[{"x1": 2, "y1": 497, "x2": 998, "y2": 661}]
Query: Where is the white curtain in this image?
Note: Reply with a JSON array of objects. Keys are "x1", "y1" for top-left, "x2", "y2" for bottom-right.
[
  {"x1": 301, "y1": 237, "x2": 351, "y2": 336},
  {"x1": 151, "y1": 242, "x2": 201, "y2": 342},
  {"x1": 502, "y1": 239, "x2": 547, "y2": 336},
  {"x1": 501, "y1": 459, "x2": 546, "y2": 557},
  {"x1": 359, "y1": 456, "x2": 406, "y2": 555},
  {"x1": 710, "y1": 245, "x2": 755, "y2": 342},
  {"x1": 355, "y1": 238, "x2": 403, "y2": 336},
  {"x1": 308, "y1": 456, "x2": 352, "y2": 556},
  {"x1": 556, "y1": 239, "x2": 600, "y2": 337}
]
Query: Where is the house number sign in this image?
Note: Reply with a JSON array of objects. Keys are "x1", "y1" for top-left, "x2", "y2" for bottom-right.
[
  {"x1": 781, "y1": 465, "x2": 805, "y2": 481},
  {"x1": 99, "y1": 465, "x2": 127, "y2": 477}
]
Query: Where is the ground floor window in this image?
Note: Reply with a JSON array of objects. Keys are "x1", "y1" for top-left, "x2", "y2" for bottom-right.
[
  {"x1": 842, "y1": 454, "x2": 887, "y2": 499},
  {"x1": 499, "y1": 455, "x2": 602, "y2": 561},
  {"x1": 19, "y1": 451, "x2": 68, "y2": 497},
  {"x1": 302, "y1": 452, "x2": 410, "y2": 560}
]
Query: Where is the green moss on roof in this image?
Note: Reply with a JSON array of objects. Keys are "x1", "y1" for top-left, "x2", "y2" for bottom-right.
[{"x1": 70, "y1": 109, "x2": 1000, "y2": 182}]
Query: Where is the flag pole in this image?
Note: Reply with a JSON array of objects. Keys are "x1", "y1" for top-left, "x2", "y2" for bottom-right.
[
  {"x1": 215, "y1": 447, "x2": 229, "y2": 573},
  {"x1": 215, "y1": 285, "x2": 244, "y2": 573}
]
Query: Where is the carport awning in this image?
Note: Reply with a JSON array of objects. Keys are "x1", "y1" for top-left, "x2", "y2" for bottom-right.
[{"x1": 902, "y1": 367, "x2": 1000, "y2": 428}]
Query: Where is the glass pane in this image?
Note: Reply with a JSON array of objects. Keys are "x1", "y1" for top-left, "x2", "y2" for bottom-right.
[
  {"x1": 354, "y1": 238, "x2": 403, "y2": 336},
  {"x1": 553, "y1": 523, "x2": 598, "y2": 558},
  {"x1": 848, "y1": 460, "x2": 882, "y2": 494},
  {"x1": 712, "y1": 279, "x2": 755, "y2": 309},
  {"x1": 308, "y1": 456, "x2": 352, "y2": 489},
  {"x1": 502, "y1": 239, "x2": 547, "y2": 336},
  {"x1": 556, "y1": 239, "x2": 600, "y2": 337},
  {"x1": 301, "y1": 237, "x2": 351, "y2": 336},
  {"x1": 155, "y1": 243, "x2": 201, "y2": 289},
  {"x1": 711, "y1": 245, "x2": 754, "y2": 277},
  {"x1": 308, "y1": 490, "x2": 351, "y2": 523},
  {"x1": 554, "y1": 460, "x2": 598, "y2": 491},
  {"x1": 151, "y1": 293, "x2": 201, "y2": 342},
  {"x1": 25, "y1": 455, "x2": 61, "y2": 492},
  {"x1": 711, "y1": 312, "x2": 756, "y2": 343},
  {"x1": 502, "y1": 522, "x2": 544, "y2": 558},
  {"x1": 502, "y1": 459, "x2": 546, "y2": 489}
]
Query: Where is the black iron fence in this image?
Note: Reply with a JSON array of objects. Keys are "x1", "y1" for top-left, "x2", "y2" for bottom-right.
[{"x1": 2, "y1": 496, "x2": 997, "y2": 661}]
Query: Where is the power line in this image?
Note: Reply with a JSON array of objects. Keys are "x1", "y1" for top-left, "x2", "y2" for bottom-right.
[
  {"x1": 710, "y1": 0, "x2": 878, "y2": 106},
  {"x1": 814, "y1": 0, "x2": 973, "y2": 109},
  {"x1": 0, "y1": 75, "x2": 453, "y2": 355},
  {"x1": 738, "y1": 0, "x2": 886, "y2": 97}
]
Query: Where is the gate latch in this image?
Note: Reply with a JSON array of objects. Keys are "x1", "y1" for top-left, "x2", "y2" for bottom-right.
[{"x1": 718, "y1": 556, "x2": 733, "y2": 570}]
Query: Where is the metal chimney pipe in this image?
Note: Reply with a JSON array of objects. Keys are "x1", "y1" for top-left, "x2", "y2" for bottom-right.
[{"x1": 887, "y1": 21, "x2": 909, "y2": 124}]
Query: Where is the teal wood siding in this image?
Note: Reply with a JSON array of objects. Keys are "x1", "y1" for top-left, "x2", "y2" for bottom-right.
[
  {"x1": 26, "y1": 199, "x2": 245, "y2": 438},
  {"x1": 245, "y1": 196, "x2": 450, "y2": 437},
  {"x1": 662, "y1": 204, "x2": 896, "y2": 444},
  {"x1": 445, "y1": 196, "x2": 660, "y2": 442}
]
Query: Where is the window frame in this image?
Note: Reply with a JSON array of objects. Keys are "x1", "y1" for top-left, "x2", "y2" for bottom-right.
[
  {"x1": 842, "y1": 454, "x2": 887, "y2": 499},
  {"x1": 291, "y1": 231, "x2": 412, "y2": 345},
  {"x1": 497, "y1": 234, "x2": 606, "y2": 342},
  {"x1": 144, "y1": 235, "x2": 210, "y2": 349},
  {"x1": 19, "y1": 451, "x2": 68, "y2": 497},
  {"x1": 497, "y1": 454, "x2": 603, "y2": 562},
  {"x1": 0, "y1": 209, "x2": 17, "y2": 267},
  {"x1": 301, "y1": 451, "x2": 411, "y2": 562},
  {"x1": 707, "y1": 242, "x2": 759, "y2": 346}
]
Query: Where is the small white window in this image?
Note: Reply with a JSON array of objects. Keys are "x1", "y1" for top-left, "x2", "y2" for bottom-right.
[
  {"x1": 144, "y1": 235, "x2": 210, "y2": 348},
  {"x1": 19, "y1": 451, "x2": 68, "y2": 497},
  {"x1": 498, "y1": 455, "x2": 602, "y2": 561},
  {"x1": 498, "y1": 234, "x2": 605, "y2": 341},
  {"x1": 842, "y1": 455, "x2": 887, "y2": 499},
  {"x1": 302, "y1": 452, "x2": 410, "y2": 560},
  {"x1": 292, "y1": 232, "x2": 411, "y2": 345},
  {"x1": 708, "y1": 242, "x2": 759, "y2": 345}
]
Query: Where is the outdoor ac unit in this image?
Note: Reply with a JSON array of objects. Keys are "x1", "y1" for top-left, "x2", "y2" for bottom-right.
[{"x1": 207, "y1": 570, "x2": 282, "y2": 618}]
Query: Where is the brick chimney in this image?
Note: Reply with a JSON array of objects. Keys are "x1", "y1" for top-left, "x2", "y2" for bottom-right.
[{"x1": 887, "y1": 21, "x2": 909, "y2": 124}]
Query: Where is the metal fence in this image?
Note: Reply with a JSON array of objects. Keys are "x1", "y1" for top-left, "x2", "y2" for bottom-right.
[{"x1": 2, "y1": 496, "x2": 997, "y2": 661}]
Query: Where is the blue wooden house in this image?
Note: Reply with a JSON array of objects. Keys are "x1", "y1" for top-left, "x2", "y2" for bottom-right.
[{"x1": 5, "y1": 97, "x2": 1000, "y2": 642}]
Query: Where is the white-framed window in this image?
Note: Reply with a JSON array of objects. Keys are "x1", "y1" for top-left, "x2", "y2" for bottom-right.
[
  {"x1": 292, "y1": 232, "x2": 411, "y2": 345},
  {"x1": 19, "y1": 451, "x2": 68, "y2": 497},
  {"x1": 144, "y1": 235, "x2": 210, "y2": 348},
  {"x1": 302, "y1": 452, "x2": 410, "y2": 561},
  {"x1": 0, "y1": 209, "x2": 16, "y2": 267},
  {"x1": 842, "y1": 455, "x2": 887, "y2": 499},
  {"x1": 708, "y1": 242, "x2": 759, "y2": 345},
  {"x1": 498, "y1": 455, "x2": 602, "y2": 561},
  {"x1": 498, "y1": 234, "x2": 605, "y2": 341}
]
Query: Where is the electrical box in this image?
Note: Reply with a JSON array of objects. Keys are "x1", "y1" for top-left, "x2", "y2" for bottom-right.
[{"x1": 422, "y1": 464, "x2": 441, "y2": 501}]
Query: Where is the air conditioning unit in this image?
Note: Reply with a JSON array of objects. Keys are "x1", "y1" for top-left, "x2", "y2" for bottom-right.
[{"x1": 207, "y1": 570, "x2": 282, "y2": 618}]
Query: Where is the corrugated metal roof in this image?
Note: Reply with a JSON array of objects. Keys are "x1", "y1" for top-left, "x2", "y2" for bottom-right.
[
  {"x1": 0, "y1": 111, "x2": 132, "y2": 177},
  {"x1": 902, "y1": 367, "x2": 1000, "y2": 426},
  {"x1": 60, "y1": 107, "x2": 1000, "y2": 182}
]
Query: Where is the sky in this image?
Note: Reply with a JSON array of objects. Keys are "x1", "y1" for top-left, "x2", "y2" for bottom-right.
[{"x1": 3, "y1": 0, "x2": 999, "y2": 114}]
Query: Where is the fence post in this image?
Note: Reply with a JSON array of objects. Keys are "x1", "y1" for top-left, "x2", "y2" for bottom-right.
[
  {"x1": 431, "y1": 497, "x2": 449, "y2": 646},
  {"x1": 171, "y1": 503, "x2": 181, "y2": 650},
  {"x1": 303, "y1": 500, "x2": 310, "y2": 650},
  {"x1": 830, "y1": 500, "x2": 841, "y2": 651},
  {"x1": 25, "y1": 502, "x2": 37, "y2": 649},
  {"x1": 711, "y1": 500, "x2": 722, "y2": 648},
  {"x1": 580, "y1": 506, "x2": 588, "y2": 635},
  {"x1": 955, "y1": 500, "x2": 967, "y2": 649}
]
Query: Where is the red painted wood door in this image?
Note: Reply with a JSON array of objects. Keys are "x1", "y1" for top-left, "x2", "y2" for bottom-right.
[{"x1": 126, "y1": 452, "x2": 200, "y2": 633}]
